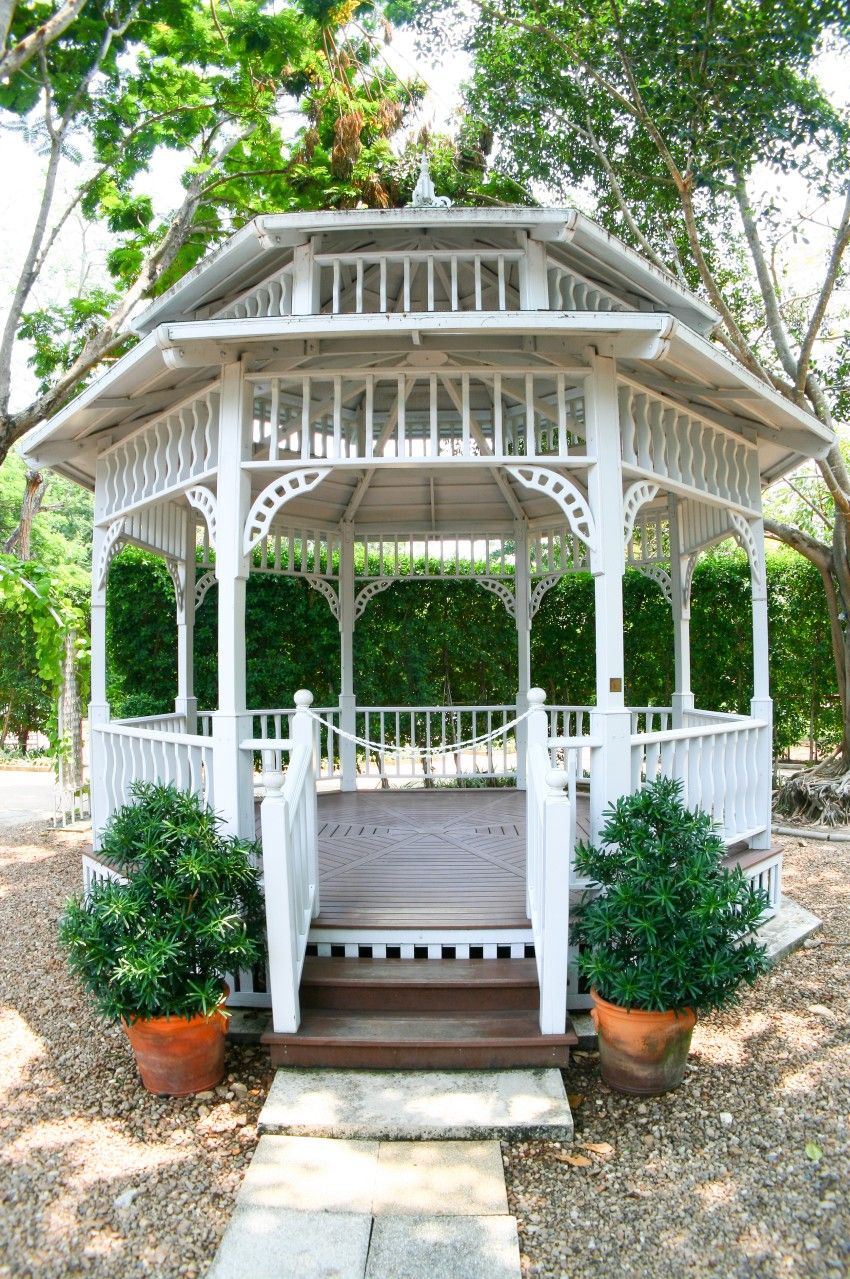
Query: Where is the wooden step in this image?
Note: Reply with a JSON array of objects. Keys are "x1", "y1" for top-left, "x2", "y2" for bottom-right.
[
  {"x1": 300, "y1": 957, "x2": 540, "y2": 1013},
  {"x1": 263, "y1": 1009, "x2": 577, "y2": 1069}
]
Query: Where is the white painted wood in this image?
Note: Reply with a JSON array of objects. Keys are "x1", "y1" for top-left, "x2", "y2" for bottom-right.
[
  {"x1": 668, "y1": 495, "x2": 694, "y2": 728},
  {"x1": 749, "y1": 514, "x2": 773, "y2": 848},
  {"x1": 260, "y1": 713, "x2": 318, "y2": 1033},
  {"x1": 175, "y1": 517, "x2": 197, "y2": 733},
  {"x1": 213, "y1": 362, "x2": 254, "y2": 838},
  {"x1": 515, "y1": 521, "x2": 531, "y2": 790},
  {"x1": 525, "y1": 689, "x2": 571, "y2": 1034},
  {"x1": 585, "y1": 353, "x2": 631, "y2": 839},
  {"x1": 629, "y1": 716, "x2": 769, "y2": 844},
  {"x1": 338, "y1": 525, "x2": 356, "y2": 790}
]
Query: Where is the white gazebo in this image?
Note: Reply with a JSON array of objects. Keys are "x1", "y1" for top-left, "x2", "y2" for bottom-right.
[{"x1": 27, "y1": 178, "x2": 831, "y2": 1067}]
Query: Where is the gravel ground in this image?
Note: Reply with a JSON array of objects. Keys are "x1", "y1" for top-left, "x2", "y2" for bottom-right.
[
  {"x1": 0, "y1": 821, "x2": 271, "y2": 1279},
  {"x1": 505, "y1": 833, "x2": 850, "y2": 1279},
  {"x1": 1, "y1": 822, "x2": 847, "y2": 1279}
]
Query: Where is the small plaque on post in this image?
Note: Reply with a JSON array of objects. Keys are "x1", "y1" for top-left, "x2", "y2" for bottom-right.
[{"x1": 609, "y1": 677, "x2": 622, "y2": 693}]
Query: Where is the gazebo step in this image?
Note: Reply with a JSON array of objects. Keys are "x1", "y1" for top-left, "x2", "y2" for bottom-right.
[
  {"x1": 300, "y1": 957, "x2": 540, "y2": 1014},
  {"x1": 262, "y1": 1009, "x2": 577, "y2": 1069}
]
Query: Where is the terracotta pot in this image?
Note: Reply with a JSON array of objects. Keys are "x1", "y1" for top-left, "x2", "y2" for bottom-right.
[
  {"x1": 590, "y1": 989, "x2": 696, "y2": 1096},
  {"x1": 122, "y1": 1002, "x2": 228, "y2": 1097}
]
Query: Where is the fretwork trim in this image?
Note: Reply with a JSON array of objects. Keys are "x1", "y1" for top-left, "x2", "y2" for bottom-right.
[
  {"x1": 186, "y1": 485, "x2": 218, "y2": 551},
  {"x1": 504, "y1": 465, "x2": 596, "y2": 551},
  {"x1": 243, "y1": 467, "x2": 332, "y2": 555}
]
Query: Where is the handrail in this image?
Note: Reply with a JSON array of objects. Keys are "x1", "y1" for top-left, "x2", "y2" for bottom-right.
[
  {"x1": 94, "y1": 722, "x2": 211, "y2": 749},
  {"x1": 632, "y1": 716, "x2": 767, "y2": 748}
]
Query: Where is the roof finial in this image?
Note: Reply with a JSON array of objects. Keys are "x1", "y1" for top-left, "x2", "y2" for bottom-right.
[{"x1": 411, "y1": 150, "x2": 452, "y2": 208}]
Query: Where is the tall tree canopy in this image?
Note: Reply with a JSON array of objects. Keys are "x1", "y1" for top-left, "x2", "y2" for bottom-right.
[
  {"x1": 0, "y1": 0, "x2": 518, "y2": 465},
  {"x1": 394, "y1": 0, "x2": 850, "y2": 815}
]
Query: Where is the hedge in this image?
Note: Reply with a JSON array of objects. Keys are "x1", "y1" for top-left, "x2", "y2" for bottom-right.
[{"x1": 105, "y1": 545, "x2": 839, "y2": 758}]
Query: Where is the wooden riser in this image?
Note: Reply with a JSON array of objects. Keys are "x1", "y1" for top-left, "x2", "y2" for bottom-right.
[
  {"x1": 266, "y1": 1040, "x2": 573, "y2": 1069},
  {"x1": 263, "y1": 956, "x2": 577, "y2": 1070},
  {"x1": 300, "y1": 957, "x2": 540, "y2": 1014},
  {"x1": 263, "y1": 1006, "x2": 577, "y2": 1070}
]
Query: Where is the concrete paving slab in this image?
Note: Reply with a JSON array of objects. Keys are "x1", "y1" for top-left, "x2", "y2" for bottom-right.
[
  {"x1": 237, "y1": 1135, "x2": 379, "y2": 1213},
  {"x1": 365, "y1": 1213, "x2": 521, "y2": 1279},
  {"x1": 259, "y1": 1068, "x2": 573, "y2": 1141},
  {"x1": 206, "y1": 1204, "x2": 370, "y2": 1279},
  {"x1": 761, "y1": 895, "x2": 822, "y2": 964},
  {"x1": 372, "y1": 1141, "x2": 508, "y2": 1216}
]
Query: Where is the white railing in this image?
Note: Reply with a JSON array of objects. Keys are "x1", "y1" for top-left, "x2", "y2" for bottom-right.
[
  {"x1": 352, "y1": 704, "x2": 521, "y2": 781},
  {"x1": 317, "y1": 249, "x2": 524, "y2": 315},
  {"x1": 249, "y1": 707, "x2": 340, "y2": 781},
  {"x1": 682, "y1": 708, "x2": 747, "y2": 728},
  {"x1": 116, "y1": 712, "x2": 188, "y2": 733},
  {"x1": 246, "y1": 368, "x2": 587, "y2": 464},
  {"x1": 526, "y1": 690, "x2": 572, "y2": 1035},
  {"x1": 630, "y1": 706, "x2": 673, "y2": 734},
  {"x1": 260, "y1": 698, "x2": 319, "y2": 1034},
  {"x1": 93, "y1": 721, "x2": 214, "y2": 841},
  {"x1": 630, "y1": 716, "x2": 769, "y2": 843}
]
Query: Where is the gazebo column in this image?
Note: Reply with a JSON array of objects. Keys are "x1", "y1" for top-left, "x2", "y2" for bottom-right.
[
  {"x1": 338, "y1": 524, "x2": 357, "y2": 790},
  {"x1": 586, "y1": 354, "x2": 631, "y2": 840},
  {"x1": 174, "y1": 521, "x2": 197, "y2": 734},
  {"x1": 212, "y1": 361, "x2": 254, "y2": 839},
  {"x1": 749, "y1": 515, "x2": 773, "y2": 848},
  {"x1": 668, "y1": 496, "x2": 694, "y2": 728},
  {"x1": 89, "y1": 470, "x2": 110, "y2": 845},
  {"x1": 515, "y1": 520, "x2": 531, "y2": 790}
]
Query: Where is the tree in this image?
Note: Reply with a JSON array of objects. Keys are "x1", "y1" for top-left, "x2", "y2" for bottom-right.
[
  {"x1": 0, "y1": 0, "x2": 426, "y2": 463},
  {"x1": 404, "y1": 0, "x2": 850, "y2": 818}
]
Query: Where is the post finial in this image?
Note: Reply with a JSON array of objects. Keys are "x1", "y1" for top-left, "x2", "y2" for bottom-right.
[
  {"x1": 294, "y1": 688, "x2": 314, "y2": 709},
  {"x1": 411, "y1": 151, "x2": 452, "y2": 209},
  {"x1": 527, "y1": 687, "x2": 547, "y2": 707}
]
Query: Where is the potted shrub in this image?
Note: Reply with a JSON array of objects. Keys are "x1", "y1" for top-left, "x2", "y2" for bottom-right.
[
  {"x1": 60, "y1": 782, "x2": 264, "y2": 1096},
  {"x1": 574, "y1": 777, "x2": 769, "y2": 1096}
]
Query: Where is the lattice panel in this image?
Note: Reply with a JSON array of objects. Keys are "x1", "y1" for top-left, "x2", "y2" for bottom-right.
[
  {"x1": 677, "y1": 498, "x2": 734, "y2": 556},
  {"x1": 101, "y1": 385, "x2": 220, "y2": 518},
  {"x1": 547, "y1": 262, "x2": 629, "y2": 313},
  {"x1": 528, "y1": 527, "x2": 590, "y2": 575},
  {"x1": 247, "y1": 370, "x2": 587, "y2": 464},
  {"x1": 625, "y1": 510, "x2": 669, "y2": 567},
  {"x1": 215, "y1": 264, "x2": 293, "y2": 320},
  {"x1": 356, "y1": 532, "x2": 515, "y2": 580},
  {"x1": 618, "y1": 380, "x2": 759, "y2": 510},
  {"x1": 317, "y1": 248, "x2": 524, "y2": 316}
]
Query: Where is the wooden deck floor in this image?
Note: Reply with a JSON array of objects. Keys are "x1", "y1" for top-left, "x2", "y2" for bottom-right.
[{"x1": 258, "y1": 788, "x2": 591, "y2": 930}]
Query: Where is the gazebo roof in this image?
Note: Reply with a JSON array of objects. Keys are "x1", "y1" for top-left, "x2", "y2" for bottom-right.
[
  {"x1": 131, "y1": 207, "x2": 721, "y2": 337},
  {"x1": 26, "y1": 205, "x2": 832, "y2": 494}
]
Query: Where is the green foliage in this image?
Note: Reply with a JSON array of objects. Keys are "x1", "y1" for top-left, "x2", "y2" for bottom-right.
[
  {"x1": 105, "y1": 543, "x2": 840, "y2": 756},
  {"x1": 17, "y1": 289, "x2": 125, "y2": 395},
  {"x1": 0, "y1": 552, "x2": 90, "y2": 750},
  {"x1": 58, "y1": 783, "x2": 264, "y2": 1023},
  {"x1": 574, "y1": 778, "x2": 769, "y2": 1014}
]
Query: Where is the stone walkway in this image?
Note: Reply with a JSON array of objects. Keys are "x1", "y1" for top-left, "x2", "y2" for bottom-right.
[{"x1": 206, "y1": 1069, "x2": 574, "y2": 1279}]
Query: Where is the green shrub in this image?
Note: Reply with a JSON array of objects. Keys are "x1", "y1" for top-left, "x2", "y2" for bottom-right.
[
  {"x1": 59, "y1": 783, "x2": 264, "y2": 1022},
  {"x1": 574, "y1": 777, "x2": 769, "y2": 1014}
]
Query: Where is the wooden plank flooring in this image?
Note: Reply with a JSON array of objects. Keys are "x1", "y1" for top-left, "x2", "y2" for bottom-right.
[{"x1": 256, "y1": 788, "x2": 591, "y2": 931}]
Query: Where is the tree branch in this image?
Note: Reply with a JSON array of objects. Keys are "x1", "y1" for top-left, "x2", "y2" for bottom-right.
[
  {"x1": 763, "y1": 518, "x2": 831, "y2": 570},
  {"x1": 0, "y1": 0, "x2": 88, "y2": 84},
  {"x1": 796, "y1": 183, "x2": 850, "y2": 395}
]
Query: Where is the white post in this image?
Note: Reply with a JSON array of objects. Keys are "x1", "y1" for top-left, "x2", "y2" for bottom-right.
[
  {"x1": 89, "y1": 495, "x2": 110, "y2": 848},
  {"x1": 540, "y1": 768, "x2": 570, "y2": 1035},
  {"x1": 668, "y1": 496, "x2": 694, "y2": 728},
  {"x1": 749, "y1": 516, "x2": 773, "y2": 849},
  {"x1": 292, "y1": 688, "x2": 320, "y2": 915},
  {"x1": 515, "y1": 521, "x2": 531, "y2": 789},
  {"x1": 260, "y1": 765, "x2": 299, "y2": 1033},
  {"x1": 585, "y1": 353, "x2": 631, "y2": 839},
  {"x1": 525, "y1": 687, "x2": 548, "y2": 916},
  {"x1": 175, "y1": 519, "x2": 197, "y2": 734},
  {"x1": 291, "y1": 239, "x2": 320, "y2": 314},
  {"x1": 212, "y1": 361, "x2": 254, "y2": 838},
  {"x1": 338, "y1": 525, "x2": 356, "y2": 790}
]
